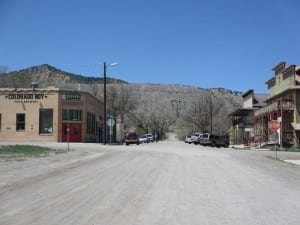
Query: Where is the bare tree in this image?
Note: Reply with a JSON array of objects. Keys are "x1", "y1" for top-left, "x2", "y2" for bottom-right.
[
  {"x1": 106, "y1": 84, "x2": 137, "y2": 122},
  {"x1": 180, "y1": 93, "x2": 210, "y2": 133},
  {"x1": 178, "y1": 92, "x2": 226, "y2": 135},
  {"x1": 132, "y1": 93, "x2": 174, "y2": 139}
]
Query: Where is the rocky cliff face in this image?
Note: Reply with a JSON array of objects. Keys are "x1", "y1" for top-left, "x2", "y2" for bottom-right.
[
  {"x1": 23, "y1": 64, "x2": 72, "y2": 84},
  {"x1": 0, "y1": 64, "x2": 127, "y2": 88},
  {"x1": 0, "y1": 64, "x2": 71, "y2": 88}
]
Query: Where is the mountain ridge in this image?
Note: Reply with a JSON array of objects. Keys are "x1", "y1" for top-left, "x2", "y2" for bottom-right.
[
  {"x1": 0, "y1": 64, "x2": 127, "y2": 88},
  {"x1": 0, "y1": 64, "x2": 242, "y2": 95}
]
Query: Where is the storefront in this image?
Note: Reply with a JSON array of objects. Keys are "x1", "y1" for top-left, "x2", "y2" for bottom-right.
[{"x1": 0, "y1": 87, "x2": 104, "y2": 142}]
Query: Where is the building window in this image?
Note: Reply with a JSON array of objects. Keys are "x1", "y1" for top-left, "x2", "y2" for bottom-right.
[
  {"x1": 62, "y1": 109, "x2": 82, "y2": 121},
  {"x1": 16, "y1": 114, "x2": 25, "y2": 131},
  {"x1": 87, "y1": 112, "x2": 95, "y2": 134},
  {"x1": 39, "y1": 109, "x2": 53, "y2": 134}
]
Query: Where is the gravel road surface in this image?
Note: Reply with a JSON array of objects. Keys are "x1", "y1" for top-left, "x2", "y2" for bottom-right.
[{"x1": 0, "y1": 139, "x2": 299, "y2": 225}]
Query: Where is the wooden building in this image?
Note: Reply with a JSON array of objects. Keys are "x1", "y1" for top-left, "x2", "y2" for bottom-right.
[
  {"x1": 254, "y1": 62, "x2": 300, "y2": 147},
  {"x1": 229, "y1": 90, "x2": 267, "y2": 145}
]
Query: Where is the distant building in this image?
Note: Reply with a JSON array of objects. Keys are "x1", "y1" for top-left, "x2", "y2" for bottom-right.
[
  {"x1": 0, "y1": 87, "x2": 105, "y2": 142},
  {"x1": 229, "y1": 89, "x2": 267, "y2": 145}
]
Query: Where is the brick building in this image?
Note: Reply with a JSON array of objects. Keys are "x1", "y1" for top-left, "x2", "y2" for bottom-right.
[{"x1": 0, "y1": 87, "x2": 104, "y2": 142}]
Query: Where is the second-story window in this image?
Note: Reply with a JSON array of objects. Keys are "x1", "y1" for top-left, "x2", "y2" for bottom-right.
[{"x1": 62, "y1": 109, "x2": 82, "y2": 121}]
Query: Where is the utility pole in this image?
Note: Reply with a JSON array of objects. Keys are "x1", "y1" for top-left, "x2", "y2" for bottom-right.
[
  {"x1": 103, "y1": 62, "x2": 107, "y2": 145},
  {"x1": 210, "y1": 94, "x2": 213, "y2": 134},
  {"x1": 102, "y1": 62, "x2": 118, "y2": 145}
]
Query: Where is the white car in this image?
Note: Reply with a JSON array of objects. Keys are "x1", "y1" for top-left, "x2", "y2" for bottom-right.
[
  {"x1": 146, "y1": 134, "x2": 154, "y2": 142},
  {"x1": 191, "y1": 133, "x2": 202, "y2": 144},
  {"x1": 184, "y1": 135, "x2": 192, "y2": 144},
  {"x1": 139, "y1": 135, "x2": 149, "y2": 143}
]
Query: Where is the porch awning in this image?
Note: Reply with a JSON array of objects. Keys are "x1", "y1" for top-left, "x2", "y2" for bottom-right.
[{"x1": 228, "y1": 108, "x2": 253, "y2": 117}]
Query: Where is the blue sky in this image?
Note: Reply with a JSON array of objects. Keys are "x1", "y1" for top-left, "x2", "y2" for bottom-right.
[{"x1": 1, "y1": 0, "x2": 299, "y2": 93}]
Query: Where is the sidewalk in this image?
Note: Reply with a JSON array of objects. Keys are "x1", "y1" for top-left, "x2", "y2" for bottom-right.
[
  {"x1": 229, "y1": 144, "x2": 300, "y2": 166},
  {"x1": 284, "y1": 160, "x2": 300, "y2": 166}
]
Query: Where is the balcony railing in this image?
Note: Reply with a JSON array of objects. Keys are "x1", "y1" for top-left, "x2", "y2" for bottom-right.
[{"x1": 254, "y1": 101, "x2": 294, "y2": 117}]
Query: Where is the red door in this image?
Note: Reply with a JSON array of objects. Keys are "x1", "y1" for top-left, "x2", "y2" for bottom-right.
[{"x1": 62, "y1": 123, "x2": 81, "y2": 142}]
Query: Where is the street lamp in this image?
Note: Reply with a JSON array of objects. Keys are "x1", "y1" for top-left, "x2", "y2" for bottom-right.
[{"x1": 103, "y1": 62, "x2": 118, "y2": 145}]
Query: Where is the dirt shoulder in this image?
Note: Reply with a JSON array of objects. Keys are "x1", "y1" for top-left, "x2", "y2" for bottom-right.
[{"x1": 0, "y1": 142, "x2": 111, "y2": 193}]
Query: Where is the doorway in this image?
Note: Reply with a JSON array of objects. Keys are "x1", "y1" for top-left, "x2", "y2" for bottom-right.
[{"x1": 62, "y1": 123, "x2": 82, "y2": 142}]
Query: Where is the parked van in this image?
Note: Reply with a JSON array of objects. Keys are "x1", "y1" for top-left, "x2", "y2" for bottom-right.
[{"x1": 199, "y1": 133, "x2": 212, "y2": 146}]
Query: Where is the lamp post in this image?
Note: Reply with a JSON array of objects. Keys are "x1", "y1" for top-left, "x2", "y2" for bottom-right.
[{"x1": 103, "y1": 62, "x2": 118, "y2": 145}]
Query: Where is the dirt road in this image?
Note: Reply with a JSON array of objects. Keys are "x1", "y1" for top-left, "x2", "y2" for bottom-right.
[{"x1": 0, "y1": 140, "x2": 299, "y2": 225}]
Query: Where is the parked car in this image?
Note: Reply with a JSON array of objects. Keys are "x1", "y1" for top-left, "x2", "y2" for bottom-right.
[
  {"x1": 199, "y1": 133, "x2": 229, "y2": 147},
  {"x1": 146, "y1": 134, "x2": 154, "y2": 142},
  {"x1": 124, "y1": 132, "x2": 140, "y2": 145},
  {"x1": 199, "y1": 133, "x2": 211, "y2": 146},
  {"x1": 139, "y1": 134, "x2": 149, "y2": 143},
  {"x1": 191, "y1": 133, "x2": 202, "y2": 144},
  {"x1": 184, "y1": 135, "x2": 193, "y2": 144}
]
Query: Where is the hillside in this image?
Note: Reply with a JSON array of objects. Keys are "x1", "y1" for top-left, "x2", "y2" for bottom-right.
[
  {"x1": 0, "y1": 64, "x2": 243, "y2": 136},
  {"x1": 0, "y1": 64, "x2": 126, "y2": 88},
  {"x1": 0, "y1": 64, "x2": 242, "y2": 99}
]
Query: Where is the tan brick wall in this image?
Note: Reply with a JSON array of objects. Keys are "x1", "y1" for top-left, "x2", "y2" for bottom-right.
[
  {"x1": 0, "y1": 88, "x2": 104, "y2": 143},
  {"x1": 0, "y1": 89, "x2": 59, "y2": 142}
]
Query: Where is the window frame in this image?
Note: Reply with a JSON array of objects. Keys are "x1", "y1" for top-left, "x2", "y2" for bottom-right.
[
  {"x1": 16, "y1": 113, "x2": 25, "y2": 131},
  {"x1": 62, "y1": 109, "x2": 82, "y2": 121},
  {"x1": 86, "y1": 112, "x2": 96, "y2": 135},
  {"x1": 39, "y1": 109, "x2": 53, "y2": 134}
]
